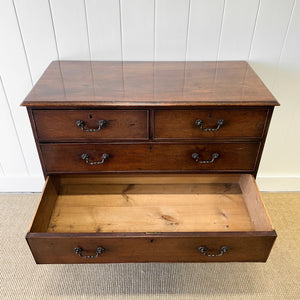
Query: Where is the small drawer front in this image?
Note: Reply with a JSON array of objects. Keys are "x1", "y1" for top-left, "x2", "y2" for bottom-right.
[
  {"x1": 154, "y1": 109, "x2": 268, "y2": 139},
  {"x1": 40, "y1": 142, "x2": 260, "y2": 173},
  {"x1": 27, "y1": 235, "x2": 276, "y2": 264},
  {"x1": 33, "y1": 110, "x2": 149, "y2": 141}
]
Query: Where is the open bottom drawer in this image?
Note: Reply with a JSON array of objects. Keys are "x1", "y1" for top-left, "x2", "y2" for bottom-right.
[{"x1": 26, "y1": 174, "x2": 276, "y2": 263}]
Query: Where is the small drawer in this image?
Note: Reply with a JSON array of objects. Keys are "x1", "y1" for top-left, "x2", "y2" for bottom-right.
[
  {"x1": 33, "y1": 110, "x2": 149, "y2": 141},
  {"x1": 154, "y1": 109, "x2": 268, "y2": 139},
  {"x1": 40, "y1": 142, "x2": 260, "y2": 173},
  {"x1": 26, "y1": 174, "x2": 276, "y2": 263}
]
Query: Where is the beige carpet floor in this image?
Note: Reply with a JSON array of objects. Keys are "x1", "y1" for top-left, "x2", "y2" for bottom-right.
[{"x1": 0, "y1": 193, "x2": 299, "y2": 300}]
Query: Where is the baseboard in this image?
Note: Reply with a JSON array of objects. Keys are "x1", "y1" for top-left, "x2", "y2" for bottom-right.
[
  {"x1": 0, "y1": 175, "x2": 299, "y2": 193},
  {"x1": 0, "y1": 176, "x2": 44, "y2": 192},
  {"x1": 256, "y1": 176, "x2": 300, "y2": 192}
]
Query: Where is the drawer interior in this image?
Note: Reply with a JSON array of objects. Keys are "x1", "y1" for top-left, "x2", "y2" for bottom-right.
[{"x1": 29, "y1": 174, "x2": 273, "y2": 234}]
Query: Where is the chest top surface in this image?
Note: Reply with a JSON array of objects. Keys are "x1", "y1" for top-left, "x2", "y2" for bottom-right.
[{"x1": 21, "y1": 61, "x2": 279, "y2": 108}]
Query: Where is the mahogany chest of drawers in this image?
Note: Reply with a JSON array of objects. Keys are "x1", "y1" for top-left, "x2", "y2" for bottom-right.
[{"x1": 22, "y1": 61, "x2": 279, "y2": 263}]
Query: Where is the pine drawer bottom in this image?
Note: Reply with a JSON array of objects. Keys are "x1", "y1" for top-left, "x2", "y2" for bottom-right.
[{"x1": 26, "y1": 174, "x2": 276, "y2": 264}]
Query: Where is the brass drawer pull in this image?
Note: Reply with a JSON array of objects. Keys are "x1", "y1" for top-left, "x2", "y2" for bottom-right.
[
  {"x1": 192, "y1": 152, "x2": 219, "y2": 164},
  {"x1": 74, "y1": 247, "x2": 105, "y2": 259},
  {"x1": 76, "y1": 119, "x2": 107, "y2": 132},
  {"x1": 81, "y1": 153, "x2": 109, "y2": 165},
  {"x1": 198, "y1": 246, "x2": 228, "y2": 257},
  {"x1": 195, "y1": 119, "x2": 225, "y2": 131}
]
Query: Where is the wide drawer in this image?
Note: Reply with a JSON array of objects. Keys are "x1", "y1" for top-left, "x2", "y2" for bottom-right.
[
  {"x1": 33, "y1": 110, "x2": 149, "y2": 141},
  {"x1": 154, "y1": 109, "x2": 268, "y2": 139},
  {"x1": 26, "y1": 174, "x2": 276, "y2": 263},
  {"x1": 40, "y1": 142, "x2": 260, "y2": 173}
]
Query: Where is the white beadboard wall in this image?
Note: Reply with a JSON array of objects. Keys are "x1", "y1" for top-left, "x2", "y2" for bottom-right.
[{"x1": 0, "y1": 0, "x2": 299, "y2": 192}]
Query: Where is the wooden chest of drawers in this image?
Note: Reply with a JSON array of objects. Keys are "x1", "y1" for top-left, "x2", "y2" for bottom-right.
[{"x1": 22, "y1": 61, "x2": 279, "y2": 264}]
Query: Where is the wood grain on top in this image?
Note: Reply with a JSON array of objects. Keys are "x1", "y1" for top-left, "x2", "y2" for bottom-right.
[{"x1": 21, "y1": 61, "x2": 279, "y2": 107}]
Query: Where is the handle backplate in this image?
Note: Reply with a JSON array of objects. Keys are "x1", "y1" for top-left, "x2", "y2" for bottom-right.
[
  {"x1": 192, "y1": 152, "x2": 219, "y2": 164},
  {"x1": 81, "y1": 153, "x2": 109, "y2": 165},
  {"x1": 76, "y1": 119, "x2": 106, "y2": 132},
  {"x1": 198, "y1": 246, "x2": 228, "y2": 257},
  {"x1": 195, "y1": 119, "x2": 225, "y2": 132},
  {"x1": 74, "y1": 247, "x2": 105, "y2": 259}
]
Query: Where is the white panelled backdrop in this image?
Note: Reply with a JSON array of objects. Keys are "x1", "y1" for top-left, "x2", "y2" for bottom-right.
[{"x1": 0, "y1": 0, "x2": 299, "y2": 192}]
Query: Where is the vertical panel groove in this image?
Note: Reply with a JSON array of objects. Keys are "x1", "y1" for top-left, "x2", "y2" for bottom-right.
[
  {"x1": 119, "y1": 0, "x2": 124, "y2": 60},
  {"x1": 50, "y1": 0, "x2": 90, "y2": 59},
  {"x1": 247, "y1": 0, "x2": 261, "y2": 61},
  {"x1": 48, "y1": 0, "x2": 60, "y2": 60},
  {"x1": 0, "y1": 77, "x2": 29, "y2": 175},
  {"x1": 154, "y1": 0, "x2": 158, "y2": 60},
  {"x1": 83, "y1": 0, "x2": 92, "y2": 61},
  {"x1": 153, "y1": 0, "x2": 156, "y2": 60},
  {"x1": 119, "y1": 0, "x2": 124, "y2": 91},
  {"x1": 121, "y1": 0, "x2": 154, "y2": 60},
  {"x1": 216, "y1": 0, "x2": 226, "y2": 60},
  {"x1": 85, "y1": 0, "x2": 122, "y2": 60},
  {"x1": 12, "y1": 0, "x2": 33, "y2": 86},
  {"x1": 155, "y1": 0, "x2": 190, "y2": 60},
  {"x1": 185, "y1": 0, "x2": 192, "y2": 61},
  {"x1": 273, "y1": 0, "x2": 297, "y2": 88}
]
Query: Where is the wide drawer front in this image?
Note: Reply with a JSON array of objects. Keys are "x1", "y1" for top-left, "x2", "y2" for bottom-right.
[
  {"x1": 26, "y1": 174, "x2": 276, "y2": 264},
  {"x1": 40, "y1": 142, "x2": 260, "y2": 173},
  {"x1": 27, "y1": 235, "x2": 276, "y2": 264},
  {"x1": 154, "y1": 109, "x2": 268, "y2": 139},
  {"x1": 33, "y1": 110, "x2": 149, "y2": 141}
]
